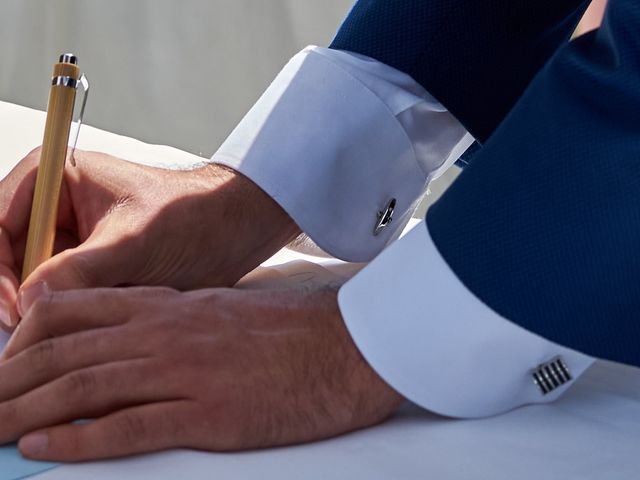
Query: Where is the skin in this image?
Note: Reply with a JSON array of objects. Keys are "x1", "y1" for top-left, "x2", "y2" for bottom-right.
[
  {"x1": 0, "y1": 147, "x2": 299, "y2": 326},
  {"x1": 0, "y1": 149, "x2": 403, "y2": 461}
]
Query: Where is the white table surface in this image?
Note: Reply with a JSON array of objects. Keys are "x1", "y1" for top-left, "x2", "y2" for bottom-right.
[{"x1": 1, "y1": 101, "x2": 639, "y2": 479}]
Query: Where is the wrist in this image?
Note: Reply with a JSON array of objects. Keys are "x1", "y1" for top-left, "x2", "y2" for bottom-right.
[
  {"x1": 198, "y1": 164, "x2": 301, "y2": 285},
  {"x1": 293, "y1": 288, "x2": 405, "y2": 433},
  {"x1": 327, "y1": 290, "x2": 405, "y2": 426}
]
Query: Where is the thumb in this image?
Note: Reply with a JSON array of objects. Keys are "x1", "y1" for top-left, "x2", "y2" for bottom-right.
[{"x1": 17, "y1": 233, "x2": 138, "y2": 315}]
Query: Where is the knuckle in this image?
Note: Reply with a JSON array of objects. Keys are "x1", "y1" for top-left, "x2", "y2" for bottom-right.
[
  {"x1": 54, "y1": 429, "x2": 82, "y2": 459},
  {"x1": 27, "y1": 146, "x2": 43, "y2": 157},
  {"x1": 0, "y1": 400, "x2": 18, "y2": 428},
  {"x1": 0, "y1": 401, "x2": 22, "y2": 441},
  {"x1": 29, "y1": 290, "x2": 56, "y2": 318},
  {"x1": 114, "y1": 412, "x2": 147, "y2": 446},
  {"x1": 67, "y1": 253, "x2": 98, "y2": 287},
  {"x1": 65, "y1": 369, "x2": 98, "y2": 396},
  {"x1": 27, "y1": 339, "x2": 56, "y2": 372},
  {"x1": 25, "y1": 147, "x2": 42, "y2": 166},
  {"x1": 165, "y1": 410, "x2": 190, "y2": 442},
  {"x1": 13, "y1": 148, "x2": 43, "y2": 178}
]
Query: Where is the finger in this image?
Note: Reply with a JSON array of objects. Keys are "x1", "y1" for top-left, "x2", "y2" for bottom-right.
[
  {"x1": 20, "y1": 226, "x2": 140, "y2": 293},
  {"x1": 18, "y1": 400, "x2": 195, "y2": 462},
  {"x1": 0, "y1": 148, "x2": 77, "y2": 322},
  {"x1": 0, "y1": 270, "x2": 19, "y2": 332},
  {"x1": 0, "y1": 148, "x2": 40, "y2": 237},
  {"x1": 7, "y1": 287, "x2": 130, "y2": 358},
  {"x1": 0, "y1": 152, "x2": 38, "y2": 325},
  {"x1": 0, "y1": 227, "x2": 19, "y2": 330},
  {"x1": 0, "y1": 359, "x2": 185, "y2": 446},
  {"x1": 0, "y1": 147, "x2": 76, "y2": 238},
  {"x1": 0, "y1": 324, "x2": 147, "y2": 402},
  {"x1": 4, "y1": 287, "x2": 171, "y2": 360}
]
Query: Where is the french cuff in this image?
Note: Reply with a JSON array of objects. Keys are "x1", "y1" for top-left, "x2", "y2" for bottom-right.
[
  {"x1": 338, "y1": 220, "x2": 595, "y2": 418},
  {"x1": 212, "y1": 47, "x2": 434, "y2": 262}
]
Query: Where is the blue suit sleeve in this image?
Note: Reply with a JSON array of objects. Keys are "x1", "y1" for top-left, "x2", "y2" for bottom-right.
[
  {"x1": 330, "y1": 0, "x2": 590, "y2": 142},
  {"x1": 427, "y1": 0, "x2": 640, "y2": 366}
]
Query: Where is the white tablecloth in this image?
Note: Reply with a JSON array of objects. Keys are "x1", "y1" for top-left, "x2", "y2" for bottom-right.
[{"x1": 1, "y1": 101, "x2": 638, "y2": 479}]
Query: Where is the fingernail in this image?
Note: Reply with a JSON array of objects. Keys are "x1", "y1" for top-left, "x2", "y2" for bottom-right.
[
  {"x1": 17, "y1": 281, "x2": 50, "y2": 318},
  {"x1": 20, "y1": 432, "x2": 49, "y2": 457},
  {"x1": 0, "y1": 300, "x2": 12, "y2": 328}
]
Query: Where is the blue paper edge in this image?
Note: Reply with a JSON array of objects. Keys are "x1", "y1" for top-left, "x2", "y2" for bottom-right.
[
  {"x1": 0, "y1": 445, "x2": 59, "y2": 480},
  {"x1": 14, "y1": 464, "x2": 59, "y2": 480}
]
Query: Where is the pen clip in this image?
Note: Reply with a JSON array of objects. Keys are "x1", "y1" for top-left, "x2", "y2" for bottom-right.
[{"x1": 67, "y1": 73, "x2": 90, "y2": 167}]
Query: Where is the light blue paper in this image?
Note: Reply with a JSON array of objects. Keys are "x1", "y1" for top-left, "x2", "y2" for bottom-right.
[
  {"x1": 0, "y1": 445, "x2": 58, "y2": 479},
  {"x1": 0, "y1": 332, "x2": 59, "y2": 479}
]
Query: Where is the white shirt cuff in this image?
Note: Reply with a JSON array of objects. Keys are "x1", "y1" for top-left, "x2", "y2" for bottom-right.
[
  {"x1": 338, "y1": 221, "x2": 595, "y2": 418},
  {"x1": 211, "y1": 46, "x2": 472, "y2": 262}
]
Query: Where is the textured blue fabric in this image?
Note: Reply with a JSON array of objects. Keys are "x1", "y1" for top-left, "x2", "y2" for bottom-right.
[
  {"x1": 331, "y1": 0, "x2": 590, "y2": 142},
  {"x1": 333, "y1": 1, "x2": 640, "y2": 366},
  {"x1": 427, "y1": 0, "x2": 640, "y2": 366}
]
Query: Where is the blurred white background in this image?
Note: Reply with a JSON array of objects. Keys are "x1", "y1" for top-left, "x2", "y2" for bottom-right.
[
  {"x1": 0, "y1": 1, "x2": 606, "y2": 211},
  {"x1": 0, "y1": 0, "x2": 352, "y2": 157}
]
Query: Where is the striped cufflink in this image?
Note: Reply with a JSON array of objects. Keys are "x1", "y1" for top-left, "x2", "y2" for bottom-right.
[{"x1": 532, "y1": 357, "x2": 572, "y2": 395}]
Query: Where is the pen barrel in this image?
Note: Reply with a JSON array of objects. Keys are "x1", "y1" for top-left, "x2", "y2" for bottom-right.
[{"x1": 22, "y1": 62, "x2": 80, "y2": 281}]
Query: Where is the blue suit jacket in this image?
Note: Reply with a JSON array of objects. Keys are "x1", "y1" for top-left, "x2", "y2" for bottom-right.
[{"x1": 331, "y1": 0, "x2": 640, "y2": 366}]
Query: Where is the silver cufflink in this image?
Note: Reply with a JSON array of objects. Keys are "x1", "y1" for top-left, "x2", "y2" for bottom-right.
[
  {"x1": 532, "y1": 356, "x2": 572, "y2": 395},
  {"x1": 374, "y1": 198, "x2": 396, "y2": 236}
]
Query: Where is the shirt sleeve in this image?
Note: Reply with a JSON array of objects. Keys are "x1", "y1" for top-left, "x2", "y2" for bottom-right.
[
  {"x1": 210, "y1": 45, "x2": 595, "y2": 417},
  {"x1": 211, "y1": 46, "x2": 473, "y2": 262},
  {"x1": 338, "y1": 220, "x2": 595, "y2": 418}
]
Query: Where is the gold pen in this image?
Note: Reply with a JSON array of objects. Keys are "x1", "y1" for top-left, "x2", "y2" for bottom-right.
[{"x1": 22, "y1": 53, "x2": 89, "y2": 282}]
